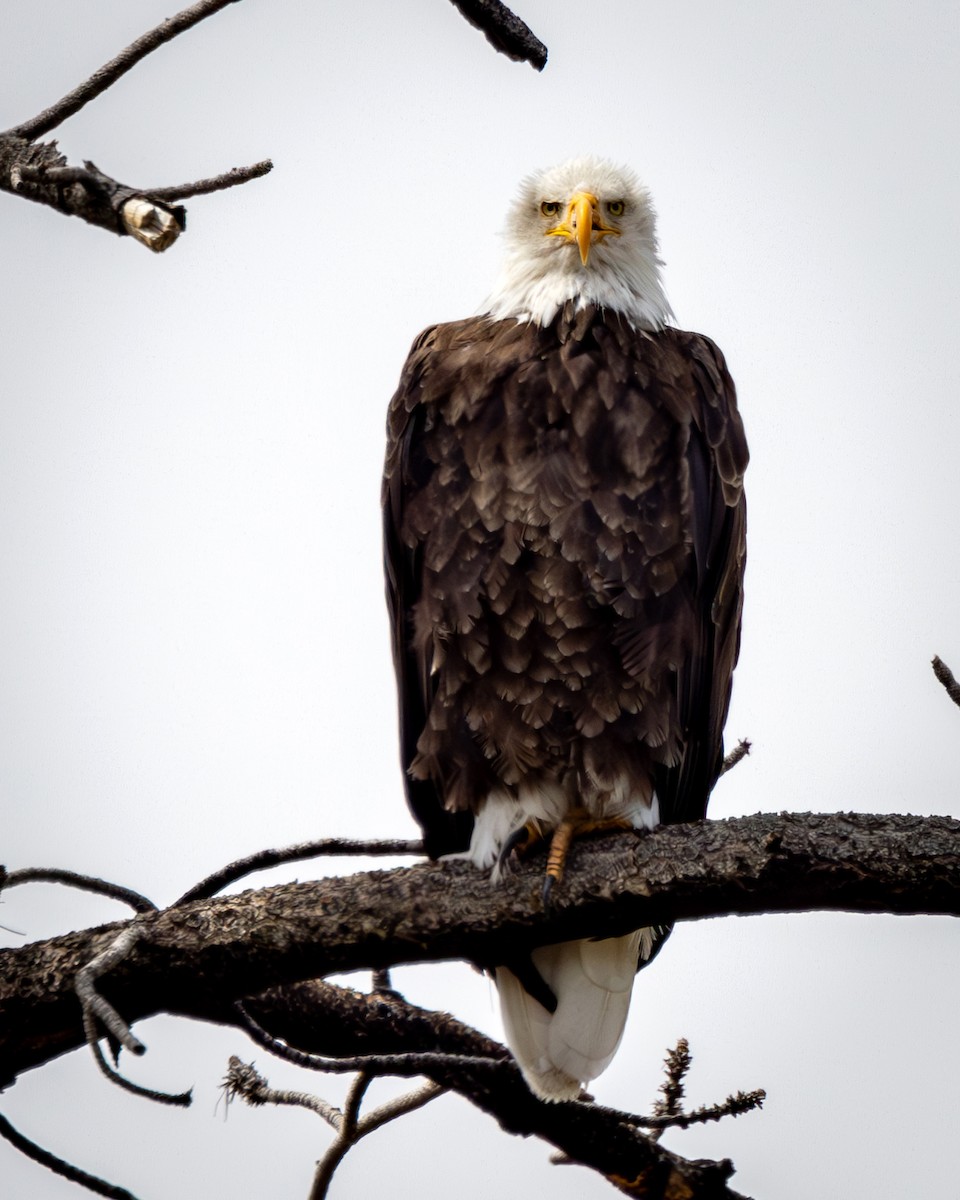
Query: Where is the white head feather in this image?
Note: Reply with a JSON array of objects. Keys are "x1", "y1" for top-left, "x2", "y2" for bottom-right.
[{"x1": 486, "y1": 156, "x2": 674, "y2": 331}]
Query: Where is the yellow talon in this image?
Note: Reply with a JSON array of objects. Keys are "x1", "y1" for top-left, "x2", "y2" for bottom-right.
[{"x1": 543, "y1": 810, "x2": 634, "y2": 905}]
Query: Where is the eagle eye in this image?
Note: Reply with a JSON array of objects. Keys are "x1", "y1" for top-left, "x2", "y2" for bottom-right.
[
  {"x1": 540, "y1": 201, "x2": 561, "y2": 218},
  {"x1": 607, "y1": 200, "x2": 625, "y2": 217}
]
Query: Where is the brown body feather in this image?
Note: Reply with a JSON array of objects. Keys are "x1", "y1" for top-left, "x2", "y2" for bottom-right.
[{"x1": 383, "y1": 303, "x2": 747, "y2": 860}]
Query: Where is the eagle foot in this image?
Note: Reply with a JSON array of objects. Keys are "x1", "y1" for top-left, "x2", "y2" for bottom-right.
[
  {"x1": 542, "y1": 810, "x2": 635, "y2": 907},
  {"x1": 497, "y1": 819, "x2": 547, "y2": 872}
]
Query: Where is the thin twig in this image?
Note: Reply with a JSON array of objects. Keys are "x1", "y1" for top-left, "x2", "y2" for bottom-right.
[
  {"x1": 646, "y1": 1089, "x2": 766, "y2": 1131},
  {"x1": 447, "y1": 0, "x2": 547, "y2": 70},
  {"x1": 932, "y1": 656, "x2": 960, "y2": 709},
  {"x1": 75, "y1": 929, "x2": 146, "y2": 1056},
  {"x1": 0, "y1": 1111, "x2": 139, "y2": 1200},
  {"x1": 647, "y1": 1036, "x2": 692, "y2": 1142},
  {"x1": 13, "y1": 159, "x2": 245, "y2": 217},
  {"x1": 309, "y1": 1073, "x2": 371, "y2": 1200},
  {"x1": 76, "y1": 927, "x2": 192, "y2": 1105},
  {"x1": 342, "y1": 1073, "x2": 371, "y2": 1140},
  {"x1": 222, "y1": 1057, "x2": 343, "y2": 1127},
  {"x1": 6, "y1": 0, "x2": 243, "y2": 140},
  {"x1": 235, "y1": 1002, "x2": 507, "y2": 1078},
  {"x1": 719, "y1": 739, "x2": 752, "y2": 776},
  {"x1": 3, "y1": 868, "x2": 156, "y2": 914},
  {"x1": 587, "y1": 1039, "x2": 764, "y2": 1135},
  {"x1": 589, "y1": 1088, "x2": 765, "y2": 1133},
  {"x1": 224, "y1": 1056, "x2": 445, "y2": 1200},
  {"x1": 311, "y1": 1075, "x2": 449, "y2": 1200},
  {"x1": 652, "y1": 1038, "x2": 692, "y2": 1121},
  {"x1": 356, "y1": 1080, "x2": 446, "y2": 1137},
  {"x1": 85, "y1": 1019, "x2": 192, "y2": 1107},
  {"x1": 145, "y1": 159, "x2": 273, "y2": 201},
  {"x1": 175, "y1": 837, "x2": 424, "y2": 905}
]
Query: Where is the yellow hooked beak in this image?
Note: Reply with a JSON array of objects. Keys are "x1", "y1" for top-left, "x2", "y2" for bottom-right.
[{"x1": 545, "y1": 191, "x2": 620, "y2": 265}]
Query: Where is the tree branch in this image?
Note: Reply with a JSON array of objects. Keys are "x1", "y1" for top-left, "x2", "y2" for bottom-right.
[
  {"x1": 355, "y1": 1079, "x2": 447, "y2": 1138},
  {"x1": 1, "y1": 0, "x2": 542, "y2": 250},
  {"x1": 2, "y1": 868, "x2": 156, "y2": 914},
  {"x1": 0, "y1": 0, "x2": 269, "y2": 250},
  {"x1": 173, "y1": 836, "x2": 423, "y2": 905},
  {"x1": 0, "y1": 140, "x2": 181, "y2": 249},
  {"x1": 719, "y1": 739, "x2": 751, "y2": 776},
  {"x1": 145, "y1": 160, "x2": 274, "y2": 202},
  {"x1": 308, "y1": 1072, "x2": 371, "y2": 1200},
  {"x1": 233, "y1": 984, "x2": 750, "y2": 1199},
  {"x1": 1, "y1": 811, "x2": 956, "y2": 1088},
  {"x1": 4, "y1": 0, "x2": 243, "y2": 140},
  {"x1": 223, "y1": 1056, "x2": 346, "y2": 1128},
  {"x1": 447, "y1": 0, "x2": 548, "y2": 70},
  {"x1": 0, "y1": 1112, "x2": 139, "y2": 1200},
  {"x1": 932, "y1": 655, "x2": 960, "y2": 708}
]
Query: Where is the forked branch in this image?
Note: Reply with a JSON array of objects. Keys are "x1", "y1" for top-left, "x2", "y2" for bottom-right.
[
  {"x1": 0, "y1": 0, "x2": 271, "y2": 251},
  {"x1": 6, "y1": 0, "x2": 243, "y2": 141},
  {"x1": 0, "y1": 0, "x2": 544, "y2": 250},
  {"x1": 222, "y1": 1056, "x2": 445, "y2": 1200},
  {"x1": 2, "y1": 811, "x2": 957, "y2": 1088}
]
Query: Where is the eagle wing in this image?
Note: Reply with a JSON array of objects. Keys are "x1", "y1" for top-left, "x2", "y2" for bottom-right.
[
  {"x1": 652, "y1": 329, "x2": 747, "y2": 823},
  {"x1": 383, "y1": 321, "x2": 478, "y2": 858}
]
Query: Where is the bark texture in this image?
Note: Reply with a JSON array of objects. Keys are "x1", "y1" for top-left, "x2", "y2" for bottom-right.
[
  {"x1": 1, "y1": 811, "x2": 956, "y2": 1087},
  {"x1": 0, "y1": 135, "x2": 155, "y2": 239}
]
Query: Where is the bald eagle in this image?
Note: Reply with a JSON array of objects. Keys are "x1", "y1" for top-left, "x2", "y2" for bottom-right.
[{"x1": 383, "y1": 157, "x2": 747, "y2": 1101}]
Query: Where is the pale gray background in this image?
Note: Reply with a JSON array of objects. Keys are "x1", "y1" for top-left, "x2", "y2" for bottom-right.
[{"x1": 1, "y1": 1, "x2": 958, "y2": 1197}]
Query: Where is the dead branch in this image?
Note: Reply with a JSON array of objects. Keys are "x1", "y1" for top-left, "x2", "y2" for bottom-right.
[
  {"x1": 225, "y1": 1050, "x2": 450, "y2": 1199},
  {"x1": 354, "y1": 1079, "x2": 447, "y2": 1138},
  {"x1": 447, "y1": 0, "x2": 548, "y2": 70},
  {"x1": 308, "y1": 1072, "x2": 447, "y2": 1200},
  {"x1": 1, "y1": 0, "x2": 544, "y2": 250},
  {"x1": 308, "y1": 1072, "x2": 370, "y2": 1200},
  {"x1": 145, "y1": 159, "x2": 274, "y2": 202},
  {"x1": 235, "y1": 1000, "x2": 507, "y2": 1079},
  {"x1": 75, "y1": 928, "x2": 191, "y2": 1105},
  {"x1": 647, "y1": 1037, "x2": 692, "y2": 1141},
  {"x1": 5, "y1": 0, "x2": 242, "y2": 141},
  {"x1": 84, "y1": 1031, "x2": 191, "y2": 1109},
  {"x1": 0, "y1": 1111, "x2": 139, "y2": 1200},
  {"x1": 587, "y1": 1043, "x2": 767, "y2": 1136},
  {"x1": 2, "y1": 868, "x2": 156, "y2": 914},
  {"x1": 223, "y1": 1056, "x2": 345, "y2": 1127},
  {"x1": 232, "y1": 983, "x2": 750, "y2": 1200},
  {"x1": 74, "y1": 928, "x2": 146, "y2": 1058},
  {"x1": 0, "y1": 141, "x2": 186, "y2": 249},
  {"x1": 174, "y1": 836, "x2": 424, "y2": 905},
  {"x1": 719, "y1": 739, "x2": 752, "y2": 776},
  {"x1": 1, "y1": 811, "x2": 957, "y2": 1090},
  {"x1": 16, "y1": 811, "x2": 933, "y2": 1196},
  {"x1": 659, "y1": 1090, "x2": 767, "y2": 1132},
  {"x1": 241, "y1": 977, "x2": 511, "y2": 1064},
  {"x1": 932, "y1": 656, "x2": 960, "y2": 708},
  {"x1": 0, "y1": 0, "x2": 267, "y2": 250}
]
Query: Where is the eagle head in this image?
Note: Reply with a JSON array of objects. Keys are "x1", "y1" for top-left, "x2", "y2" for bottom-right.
[{"x1": 487, "y1": 156, "x2": 674, "y2": 331}]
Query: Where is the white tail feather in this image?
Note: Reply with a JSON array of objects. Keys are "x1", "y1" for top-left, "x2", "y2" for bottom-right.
[{"x1": 495, "y1": 929, "x2": 644, "y2": 1102}]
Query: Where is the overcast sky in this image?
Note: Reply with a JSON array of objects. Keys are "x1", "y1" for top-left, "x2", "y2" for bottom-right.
[{"x1": 1, "y1": 1, "x2": 958, "y2": 1197}]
